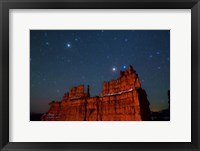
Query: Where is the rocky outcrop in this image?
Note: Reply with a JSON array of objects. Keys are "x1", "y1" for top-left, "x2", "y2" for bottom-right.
[{"x1": 42, "y1": 65, "x2": 151, "y2": 121}]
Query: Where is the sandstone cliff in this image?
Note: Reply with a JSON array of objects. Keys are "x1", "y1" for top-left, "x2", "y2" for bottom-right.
[{"x1": 42, "y1": 65, "x2": 151, "y2": 121}]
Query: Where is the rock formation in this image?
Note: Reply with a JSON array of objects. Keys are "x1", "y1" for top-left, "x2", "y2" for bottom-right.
[{"x1": 42, "y1": 65, "x2": 151, "y2": 121}]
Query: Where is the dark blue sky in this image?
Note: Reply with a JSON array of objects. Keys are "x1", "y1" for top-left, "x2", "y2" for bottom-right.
[{"x1": 30, "y1": 30, "x2": 170, "y2": 113}]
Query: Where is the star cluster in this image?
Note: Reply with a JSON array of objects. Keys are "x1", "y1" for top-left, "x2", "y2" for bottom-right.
[{"x1": 30, "y1": 30, "x2": 170, "y2": 113}]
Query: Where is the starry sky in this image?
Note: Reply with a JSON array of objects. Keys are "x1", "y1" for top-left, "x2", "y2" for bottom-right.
[{"x1": 30, "y1": 30, "x2": 170, "y2": 113}]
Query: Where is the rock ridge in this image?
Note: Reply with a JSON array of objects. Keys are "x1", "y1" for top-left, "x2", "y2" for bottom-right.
[{"x1": 42, "y1": 65, "x2": 151, "y2": 121}]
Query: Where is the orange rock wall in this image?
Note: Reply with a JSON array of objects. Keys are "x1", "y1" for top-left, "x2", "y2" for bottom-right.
[
  {"x1": 101, "y1": 66, "x2": 141, "y2": 95},
  {"x1": 69, "y1": 85, "x2": 85, "y2": 98},
  {"x1": 42, "y1": 65, "x2": 151, "y2": 121}
]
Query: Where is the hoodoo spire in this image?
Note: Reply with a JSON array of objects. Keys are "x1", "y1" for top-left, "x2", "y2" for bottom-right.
[{"x1": 128, "y1": 65, "x2": 134, "y2": 74}]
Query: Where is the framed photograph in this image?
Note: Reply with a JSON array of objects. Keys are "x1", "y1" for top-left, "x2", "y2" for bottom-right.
[{"x1": 1, "y1": 0, "x2": 199, "y2": 151}]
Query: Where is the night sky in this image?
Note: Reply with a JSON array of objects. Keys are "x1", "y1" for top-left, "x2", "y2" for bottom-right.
[{"x1": 30, "y1": 30, "x2": 170, "y2": 114}]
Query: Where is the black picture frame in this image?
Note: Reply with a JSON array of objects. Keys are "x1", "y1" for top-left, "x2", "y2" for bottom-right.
[{"x1": 0, "y1": 0, "x2": 199, "y2": 151}]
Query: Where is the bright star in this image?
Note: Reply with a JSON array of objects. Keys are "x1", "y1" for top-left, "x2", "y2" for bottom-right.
[
  {"x1": 123, "y1": 65, "x2": 127, "y2": 69},
  {"x1": 112, "y1": 67, "x2": 116, "y2": 71},
  {"x1": 65, "y1": 43, "x2": 71, "y2": 48},
  {"x1": 45, "y1": 42, "x2": 49, "y2": 45}
]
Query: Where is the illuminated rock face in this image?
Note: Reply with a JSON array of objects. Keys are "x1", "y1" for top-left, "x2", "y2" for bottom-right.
[{"x1": 42, "y1": 65, "x2": 151, "y2": 121}]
